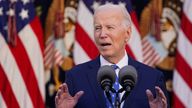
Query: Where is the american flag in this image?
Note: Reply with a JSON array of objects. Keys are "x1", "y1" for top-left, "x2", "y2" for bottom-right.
[
  {"x1": 140, "y1": 0, "x2": 162, "y2": 67},
  {"x1": 44, "y1": 0, "x2": 65, "y2": 70},
  {"x1": 74, "y1": 0, "x2": 143, "y2": 65},
  {"x1": 0, "y1": 0, "x2": 45, "y2": 108},
  {"x1": 173, "y1": 0, "x2": 192, "y2": 107},
  {"x1": 142, "y1": 36, "x2": 161, "y2": 67}
]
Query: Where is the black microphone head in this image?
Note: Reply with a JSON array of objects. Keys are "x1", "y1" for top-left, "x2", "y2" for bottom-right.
[
  {"x1": 97, "y1": 65, "x2": 116, "y2": 92},
  {"x1": 118, "y1": 65, "x2": 137, "y2": 92}
]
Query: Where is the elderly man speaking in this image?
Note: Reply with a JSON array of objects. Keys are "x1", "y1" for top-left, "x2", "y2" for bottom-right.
[{"x1": 55, "y1": 4, "x2": 169, "y2": 108}]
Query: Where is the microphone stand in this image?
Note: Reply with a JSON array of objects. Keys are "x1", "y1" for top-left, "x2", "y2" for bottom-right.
[
  {"x1": 105, "y1": 88, "x2": 131, "y2": 108},
  {"x1": 114, "y1": 91, "x2": 120, "y2": 108},
  {"x1": 105, "y1": 88, "x2": 116, "y2": 108},
  {"x1": 116, "y1": 88, "x2": 131, "y2": 108},
  {"x1": 105, "y1": 91, "x2": 113, "y2": 105},
  {"x1": 105, "y1": 88, "x2": 121, "y2": 108}
]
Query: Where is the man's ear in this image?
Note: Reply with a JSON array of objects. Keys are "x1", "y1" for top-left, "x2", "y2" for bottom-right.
[{"x1": 125, "y1": 26, "x2": 132, "y2": 42}]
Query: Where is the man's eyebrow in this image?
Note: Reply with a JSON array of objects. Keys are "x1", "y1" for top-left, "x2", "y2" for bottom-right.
[
  {"x1": 94, "y1": 24, "x2": 101, "y2": 27},
  {"x1": 106, "y1": 24, "x2": 118, "y2": 27}
]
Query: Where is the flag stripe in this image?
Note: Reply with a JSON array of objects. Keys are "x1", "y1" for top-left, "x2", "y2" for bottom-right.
[
  {"x1": 142, "y1": 41, "x2": 150, "y2": 51},
  {"x1": 0, "y1": 93, "x2": 7, "y2": 108},
  {"x1": 173, "y1": 93, "x2": 185, "y2": 108},
  {"x1": 125, "y1": 45, "x2": 135, "y2": 59},
  {"x1": 0, "y1": 65, "x2": 19, "y2": 108},
  {"x1": 9, "y1": 36, "x2": 44, "y2": 108},
  {"x1": 148, "y1": 55, "x2": 160, "y2": 67},
  {"x1": 181, "y1": 13, "x2": 192, "y2": 43},
  {"x1": 183, "y1": 0, "x2": 192, "y2": 23},
  {"x1": 143, "y1": 46, "x2": 154, "y2": 61},
  {"x1": 128, "y1": 12, "x2": 143, "y2": 62},
  {"x1": 141, "y1": 37, "x2": 149, "y2": 45},
  {"x1": 173, "y1": 0, "x2": 192, "y2": 107},
  {"x1": 130, "y1": 11, "x2": 140, "y2": 32},
  {"x1": 173, "y1": 70, "x2": 192, "y2": 108},
  {"x1": 76, "y1": 23, "x2": 99, "y2": 59},
  {"x1": 0, "y1": 35, "x2": 33, "y2": 108},
  {"x1": 30, "y1": 17, "x2": 44, "y2": 54},
  {"x1": 142, "y1": 36, "x2": 161, "y2": 66},
  {"x1": 147, "y1": 52, "x2": 160, "y2": 66},
  {"x1": 8, "y1": 31, "x2": 44, "y2": 108},
  {"x1": 19, "y1": 24, "x2": 45, "y2": 101},
  {"x1": 44, "y1": 36, "x2": 54, "y2": 54},
  {"x1": 143, "y1": 48, "x2": 156, "y2": 63},
  {"x1": 142, "y1": 40, "x2": 153, "y2": 56},
  {"x1": 44, "y1": 41, "x2": 54, "y2": 62},
  {"x1": 178, "y1": 29, "x2": 192, "y2": 68},
  {"x1": 45, "y1": 53, "x2": 53, "y2": 68},
  {"x1": 44, "y1": 42, "x2": 54, "y2": 56},
  {"x1": 44, "y1": 47, "x2": 54, "y2": 62},
  {"x1": 143, "y1": 50, "x2": 159, "y2": 65},
  {"x1": 77, "y1": 0, "x2": 94, "y2": 41},
  {"x1": 73, "y1": 41, "x2": 91, "y2": 64},
  {"x1": 54, "y1": 51, "x2": 63, "y2": 65},
  {"x1": 175, "y1": 51, "x2": 192, "y2": 89}
]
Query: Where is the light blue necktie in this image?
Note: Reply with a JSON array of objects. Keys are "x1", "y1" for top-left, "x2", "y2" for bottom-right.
[{"x1": 106, "y1": 64, "x2": 119, "y2": 108}]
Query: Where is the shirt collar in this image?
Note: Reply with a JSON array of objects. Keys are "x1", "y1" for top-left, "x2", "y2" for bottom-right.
[{"x1": 100, "y1": 52, "x2": 128, "y2": 68}]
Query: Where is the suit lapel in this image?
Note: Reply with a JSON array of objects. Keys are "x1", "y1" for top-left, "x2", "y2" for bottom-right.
[{"x1": 86, "y1": 57, "x2": 106, "y2": 108}]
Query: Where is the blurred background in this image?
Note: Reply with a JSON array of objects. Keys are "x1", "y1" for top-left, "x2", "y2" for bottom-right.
[{"x1": 0, "y1": 0, "x2": 191, "y2": 108}]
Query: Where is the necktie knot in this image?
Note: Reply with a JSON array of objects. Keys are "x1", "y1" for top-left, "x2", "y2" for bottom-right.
[{"x1": 111, "y1": 64, "x2": 118, "y2": 70}]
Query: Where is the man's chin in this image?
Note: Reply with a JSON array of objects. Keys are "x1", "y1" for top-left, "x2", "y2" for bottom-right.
[{"x1": 100, "y1": 52, "x2": 113, "y2": 58}]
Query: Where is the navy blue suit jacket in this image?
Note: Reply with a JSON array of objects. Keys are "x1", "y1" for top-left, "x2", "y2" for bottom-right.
[{"x1": 65, "y1": 56, "x2": 169, "y2": 108}]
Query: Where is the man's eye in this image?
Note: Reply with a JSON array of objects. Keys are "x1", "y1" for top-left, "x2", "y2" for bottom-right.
[
  {"x1": 95, "y1": 27, "x2": 101, "y2": 31},
  {"x1": 107, "y1": 26, "x2": 114, "y2": 30}
]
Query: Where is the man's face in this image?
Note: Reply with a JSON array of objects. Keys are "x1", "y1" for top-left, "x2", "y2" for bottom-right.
[{"x1": 94, "y1": 9, "x2": 131, "y2": 61}]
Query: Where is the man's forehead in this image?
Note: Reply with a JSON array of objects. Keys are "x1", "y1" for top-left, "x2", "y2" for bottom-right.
[
  {"x1": 94, "y1": 4, "x2": 122, "y2": 13},
  {"x1": 94, "y1": 5, "x2": 122, "y2": 16},
  {"x1": 94, "y1": 15, "x2": 121, "y2": 22},
  {"x1": 94, "y1": 8, "x2": 123, "y2": 21}
]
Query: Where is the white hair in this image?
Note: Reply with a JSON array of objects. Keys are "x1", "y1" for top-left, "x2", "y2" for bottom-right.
[{"x1": 94, "y1": 4, "x2": 132, "y2": 28}]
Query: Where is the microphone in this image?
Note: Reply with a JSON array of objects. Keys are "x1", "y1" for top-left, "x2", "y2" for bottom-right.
[
  {"x1": 97, "y1": 65, "x2": 116, "y2": 105},
  {"x1": 118, "y1": 65, "x2": 137, "y2": 102},
  {"x1": 97, "y1": 65, "x2": 116, "y2": 92}
]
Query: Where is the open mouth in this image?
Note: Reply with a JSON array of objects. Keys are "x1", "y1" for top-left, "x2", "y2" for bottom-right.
[
  {"x1": 100, "y1": 43, "x2": 112, "y2": 50},
  {"x1": 100, "y1": 43, "x2": 111, "y2": 47}
]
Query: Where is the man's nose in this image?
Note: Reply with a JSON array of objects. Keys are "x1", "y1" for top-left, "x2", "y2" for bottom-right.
[{"x1": 100, "y1": 28, "x2": 108, "y2": 38}]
